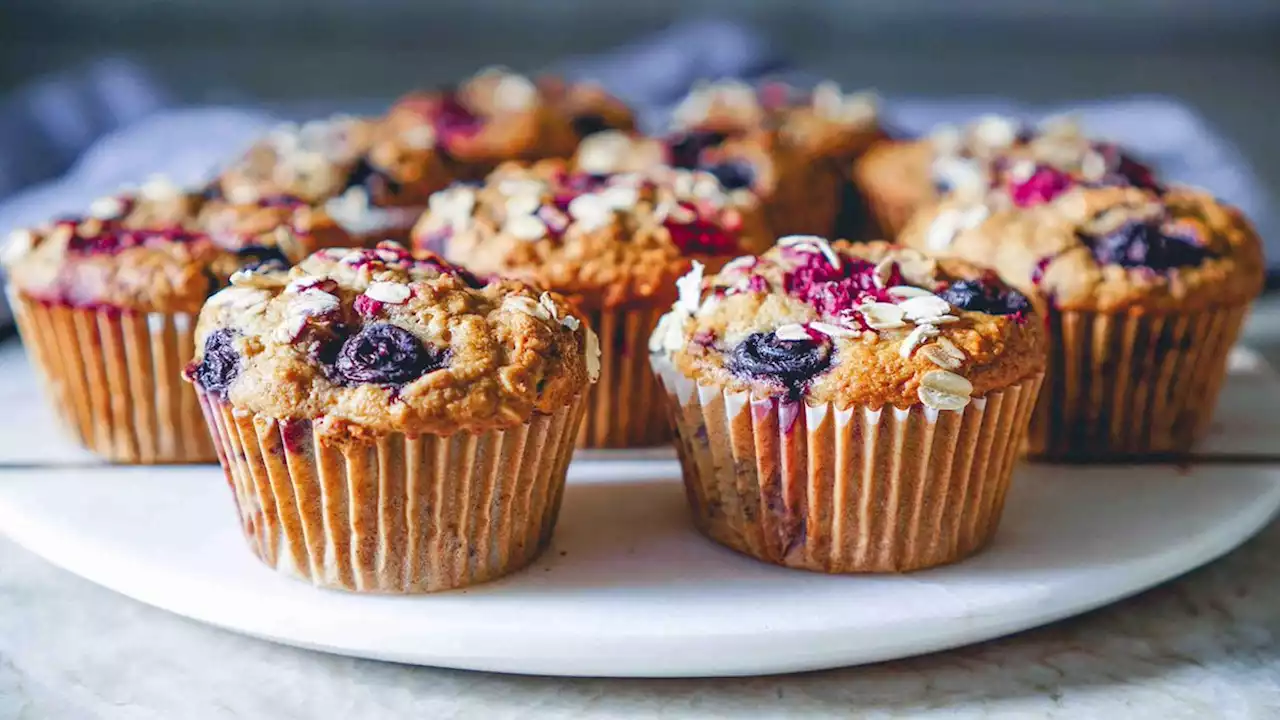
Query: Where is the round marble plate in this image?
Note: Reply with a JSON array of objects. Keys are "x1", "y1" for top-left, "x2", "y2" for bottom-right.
[{"x1": 0, "y1": 459, "x2": 1277, "y2": 678}]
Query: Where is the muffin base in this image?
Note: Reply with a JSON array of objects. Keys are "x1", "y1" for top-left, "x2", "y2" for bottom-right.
[
  {"x1": 577, "y1": 305, "x2": 671, "y2": 448},
  {"x1": 1030, "y1": 305, "x2": 1249, "y2": 461},
  {"x1": 655, "y1": 358, "x2": 1042, "y2": 573},
  {"x1": 11, "y1": 293, "x2": 215, "y2": 463},
  {"x1": 197, "y1": 392, "x2": 586, "y2": 593}
]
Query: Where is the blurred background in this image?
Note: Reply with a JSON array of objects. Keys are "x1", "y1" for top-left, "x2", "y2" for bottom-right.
[{"x1": 0, "y1": 0, "x2": 1277, "y2": 206}]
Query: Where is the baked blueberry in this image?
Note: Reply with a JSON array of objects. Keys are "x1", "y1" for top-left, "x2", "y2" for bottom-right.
[
  {"x1": 570, "y1": 113, "x2": 611, "y2": 139},
  {"x1": 193, "y1": 329, "x2": 241, "y2": 398},
  {"x1": 704, "y1": 159, "x2": 756, "y2": 191},
  {"x1": 728, "y1": 331, "x2": 832, "y2": 391},
  {"x1": 939, "y1": 279, "x2": 1029, "y2": 315},
  {"x1": 667, "y1": 130, "x2": 728, "y2": 169},
  {"x1": 334, "y1": 323, "x2": 445, "y2": 386},
  {"x1": 1084, "y1": 220, "x2": 1210, "y2": 270}
]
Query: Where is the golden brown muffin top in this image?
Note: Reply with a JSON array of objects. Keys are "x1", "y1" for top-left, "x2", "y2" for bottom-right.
[
  {"x1": 651, "y1": 238, "x2": 1045, "y2": 411},
  {"x1": 410, "y1": 159, "x2": 773, "y2": 310},
  {"x1": 855, "y1": 115, "x2": 1162, "y2": 218},
  {"x1": 186, "y1": 242, "x2": 599, "y2": 435},
  {"x1": 669, "y1": 78, "x2": 881, "y2": 163},
  {"x1": 1, "y1": 180, "x2": 363, "y2": 314},
  {"x1": 898, "y1": 183, "x2": 1265, "y2": 313},
  {"x1": 388, "y1": 68, "x2": 634, "y2": 173}
]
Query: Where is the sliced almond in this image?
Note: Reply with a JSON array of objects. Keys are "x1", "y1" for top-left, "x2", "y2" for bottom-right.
[
  {"x1": 809, "y1": 321, "x2": 860, "y2": 339},
  {"x1": 873, "y1": 258, "x2": 896, "y2": 289},
  {"x1": 919, "y1": 343, "x2": 962, "y2": 370},
  {"x1": 505, "y1": 214, "x2": 548, "y2": 241},
  {"x1": 935, "y1": 336, "x2": 966, "y2": 361},
  {"x1": 918, "y1": 387, "x2": 971, "y2": 412},
  {"x1": 886, "y1": 285, "x2": 934, "y2": 299},
  {"x1": 860, "y1": 302, "x2": 906, "y2": 330},
  {"x1": 914, "y1": 314, "x2": 960, "y2": 325},
  {"x1": 921, "y1": 369, "x2": 973, "y2": 397},
  {"x1": 898, "y1": 323, "x2": 940, "y2": 359},
  {"x1": 365, "y1": 281, "x2": 411, "y2": 304},
  {"x1": 503, "y1": 295, "x2": 551, "y2": 321},
  {"x1": 898, "y1": 294, "x2": 952, "y2": 321},
  {"x1": 773, "y1": 323, "x2": 811, "y2": 341},
  {"x1": 674, "y1": 261, "x2": 705, "y2": 314}
]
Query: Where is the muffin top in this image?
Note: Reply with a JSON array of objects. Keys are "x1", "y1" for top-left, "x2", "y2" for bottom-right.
[
  {"x1": 650, "y1": 237, "x2": 1045, "y2": 411},
  {"x1": 186, "y1": 242, "x2": 599, "y2": 435},
  {"x1": 410, "y1": 159, "x2": 773, "y2": 310},
  {"x1": 670, "y1": 79, "x2": 880, "y2": 162},
  {"x1": 387, "y1": 68, "x2": 633, "y2": 172},
  {"x1": 855, "y1": 115, "x2": 1161, "y2": 216},
  {"x1": 899, "y1": 182, "x2": 1264, "y2": 313},
  {"x1": 1, "y1": 178, "x2": 357, "y2": 314}
]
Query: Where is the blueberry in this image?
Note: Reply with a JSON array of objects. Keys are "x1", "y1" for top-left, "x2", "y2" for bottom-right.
[
  {"x1": 194, "y1": 329, "x2": 241, "y2": 399},
  {"x1": 727, "y1": 332, "x2": 832, "y2": 395},
  {"x1": 704, "y1": 159, "x2": 756, "y2": 190},
  {"x1": 236, "y1": 245, "x2": 290, "y2": 272},
  {"x1": 334, "y1": 323, "x2": 445, "y2": 386},
  {"x1": 667, "y1": 130, "x2": 728, "y2": 169},
  {"x1": 939, "y1": 279, "x2": 1028, "y2": 316},
  {"x1": 1085, "y1": 220, "x2": 1209, "y2": 270},
  {"x1": 570, "y1": 113, "x2": 611, "y2": 139},
  {"x1": 344, "y1": 157, "x2": 403, "y2": 198}
]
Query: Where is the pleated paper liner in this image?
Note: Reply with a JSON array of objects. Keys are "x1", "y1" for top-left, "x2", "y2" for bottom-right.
[
  {"x1": 9, "y1": 291, "x2": 215, "y2": 464},
  {"x1": 577, "y1": 305, "x2": 671, "y2": 449},
  {"x1": 1029, "y1": 305, "x2": 1250, "y2": 461},
  {"x1": 197, "y1": 391, "x2": 586, "y2": 593},
  {"x1": 654, "y1": 358, "x2": 1043, "y2": 573},
  {"x1": 766, "y1": 162, "x2": 842, "y2": 238}
]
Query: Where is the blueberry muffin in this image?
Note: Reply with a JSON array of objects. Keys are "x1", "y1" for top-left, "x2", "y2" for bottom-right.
[
  {"x1": 411, "y1": 159, "x2": 771, "y2": 448},
  {"x1": 899, "y1": 180, "x2": 1263, "y2": 460},
  {"x1": 853, "y1": 114, "x2": 1160, "y2": 238},
  {"x1": 0, "y1": 178, "x2": 363, "y2": 463},
  {"x1": 388, "y1": 67, "x2": 634, "y2": 182},
  {"x1": 184, "y1": 242, "x2": 597, "y2": 592},
  {"x1": 215, "y1": 113, "x2": 450, "y2": 242},
  {"x1": 649, "y1": 237, "x2": 1045, "y2": 572}
]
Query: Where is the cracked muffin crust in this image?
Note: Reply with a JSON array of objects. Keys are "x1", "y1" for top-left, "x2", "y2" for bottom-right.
[
  {"x1": 853, "y1": 114, "x2": 1160, "y2": 238},
  {"x1": 186, "y1": 242, "x2": 599, "y2": 436},
  {"x1": 651, "y1": 237, "x2": 1045, "y2": 411},
  {"x1": 410, "y1": 159, "x2": 772, "y2": 310}
]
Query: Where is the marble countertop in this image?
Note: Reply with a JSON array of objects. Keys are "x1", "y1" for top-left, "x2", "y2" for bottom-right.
[{"x1": 4, "y1": 300, "x2": 1280, "y2": 719}]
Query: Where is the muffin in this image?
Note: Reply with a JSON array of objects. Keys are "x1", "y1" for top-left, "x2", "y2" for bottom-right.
[
  {"x1": 411, "y1": 159, "x2": 772, "y2": 448},
  {"x1": 215, "y1": 112, "x2": 451, "y2": 242},
  {"x1": 184, "y1": 242, "x2": 598, "y2": 592},
  {"x1": 0, "y1": 178, "x2": 364, "y2": 463},
  {"x1": 573, "y1": 127, "x2": 832, "y2": 239},
  {"x1": 649, "y1": 237, "x2": 1045, "y2": 572},
  {"x1": 853, "y1": 114, "x2": 1160, "y2": 239},
  {"x1": 899, "y1": 175, "x2": 1263, "y2": 459},
  {"x1": 388, "y1": 67, "x2": 635, "y2": 182}
]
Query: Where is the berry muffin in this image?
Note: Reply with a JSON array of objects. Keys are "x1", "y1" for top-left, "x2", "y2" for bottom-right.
[
  {"x1": 410, "y1": 159, "x2": 772, "y2": 448},
  {"x1": 573, "y1": 127, "x2": 831, "y2": 239},
  {"x1": 899, "y1": 179, "x2": 1263, "y2": 459},
  {"x1": 388, "y1": 67, "x2": 634, "y2": 182},
  {"x1": 0, "y1": 177, "x2": 361, "y2": 463},
  {"x1": 215, "y1": 113, "x2": 451, "y2": 242},
  {"x1": 184, "y1": 242, "x2": 598, "y2": 592},
  {"x1": 853, "y1": 114, "x2": 1160, "y2": 239},
  {"x1": 649, "y1": 237, "x2": 1045, "y2": 572}
]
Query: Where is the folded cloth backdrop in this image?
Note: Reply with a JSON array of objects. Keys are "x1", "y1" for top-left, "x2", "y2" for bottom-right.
[{"x1": 0, "y1": 19, "x2": 1272, "y2": 328}]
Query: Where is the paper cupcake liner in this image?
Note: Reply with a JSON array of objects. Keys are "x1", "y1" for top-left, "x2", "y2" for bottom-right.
[
  {"x1": 196, "y1": 391, "x2": 586, "y2": 593},
  {"x1": 654, "y1": 358, "x2": 1042, "y2": 573},
  {"x1": 10, "y1": 292, "x2": 215, "y2": 463},
  {"x1": 1030, "y1": 305, "x2": 1250, "y2": 460},
  {"x1": 577, "y1": 305, "x2": 671, "y2": 448}
]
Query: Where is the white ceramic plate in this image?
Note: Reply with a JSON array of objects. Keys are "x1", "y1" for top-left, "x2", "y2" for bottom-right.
[{"x1": 0, "y1": 342, "x2": 1278, "y2": 678}]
